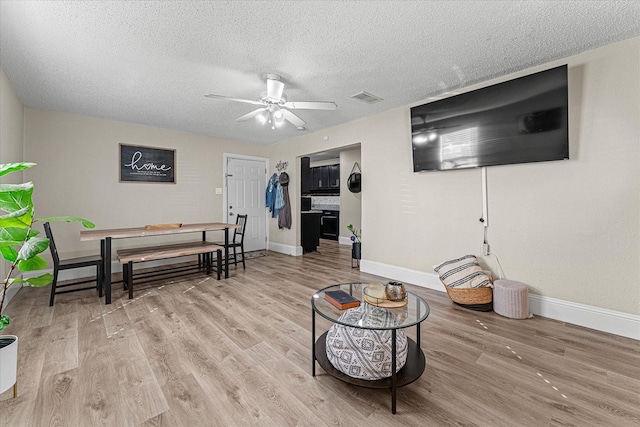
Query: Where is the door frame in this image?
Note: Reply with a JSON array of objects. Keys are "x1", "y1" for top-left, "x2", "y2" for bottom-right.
[{"x1": 222, "y1": 152, "x2": 269, "y2": 239}]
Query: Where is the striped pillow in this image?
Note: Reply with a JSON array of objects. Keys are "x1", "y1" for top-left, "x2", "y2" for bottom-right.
[{"x1": 434, "y1": 255, "x2": 492, "y2": 288}]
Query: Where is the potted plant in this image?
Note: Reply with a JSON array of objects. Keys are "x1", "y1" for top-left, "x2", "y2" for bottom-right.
[
  {"x1": 0, "y1": 162, "x2": 94, "y2": 398},
  {"x1": 347, "y1": 224, "x2": 361, "y2": 265}
]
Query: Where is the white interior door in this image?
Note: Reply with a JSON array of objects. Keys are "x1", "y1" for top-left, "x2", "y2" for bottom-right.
[{"x1": 226, "y1": 157, "x2": 267, "y2": 252}]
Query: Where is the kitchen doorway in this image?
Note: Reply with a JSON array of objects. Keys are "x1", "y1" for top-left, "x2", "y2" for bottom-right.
[{"x1": 301, "y1": 145, "x2": 361, "y2": 251}]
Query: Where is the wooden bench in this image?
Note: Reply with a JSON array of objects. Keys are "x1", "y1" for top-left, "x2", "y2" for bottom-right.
[{"x1": 117, "y1": 241, "x2": 223, "y2": 299}]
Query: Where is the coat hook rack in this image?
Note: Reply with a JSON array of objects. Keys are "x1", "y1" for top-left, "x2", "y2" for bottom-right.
[{"x1": 275, "y1": 161, "x2": 288, "y2": 172}]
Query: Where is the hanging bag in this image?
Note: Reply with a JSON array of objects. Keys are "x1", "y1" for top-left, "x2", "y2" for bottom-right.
[{"x1": 347, "y1": 162, "x2": 361, "y2": 193}]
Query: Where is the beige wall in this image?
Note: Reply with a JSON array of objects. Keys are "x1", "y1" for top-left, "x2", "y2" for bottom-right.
[
  {"x1": 0, "y1": 67, "x2": 24, "y2": 167},
  {"x1": 268, "y1": 38, "x2": 639, "y2": 315},
  {"x1": 23, "y1": 108, "x2": 268, "y2": 257},
  {"x1": 0, "y1": 66, "x2": 25, "y2": 290},
  {"x1": 5, "y1": 38, "x2": 639, "y2": 320},
  {"x1": 339, "y1": 147, "x2": 361, "y2": 239}
]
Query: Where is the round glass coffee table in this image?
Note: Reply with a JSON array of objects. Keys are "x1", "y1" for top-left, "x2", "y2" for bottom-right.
[{"x1": 311, "y1": 282, "x2": 430, "y2": 414}]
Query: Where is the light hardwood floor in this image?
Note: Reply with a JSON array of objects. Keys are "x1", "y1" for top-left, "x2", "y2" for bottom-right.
[{"x1": 1, "y1": 240, "x2": 638, "y2": 426}]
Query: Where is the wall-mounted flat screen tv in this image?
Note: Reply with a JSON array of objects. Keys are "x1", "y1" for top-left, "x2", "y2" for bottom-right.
[{"x1": 411, "y1": 65, "x2": 568, "y2": 172}]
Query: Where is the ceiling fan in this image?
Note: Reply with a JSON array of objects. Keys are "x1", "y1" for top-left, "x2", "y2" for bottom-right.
[{"x1": 204, "y1": 74, "x2": 337, "y2": 130}]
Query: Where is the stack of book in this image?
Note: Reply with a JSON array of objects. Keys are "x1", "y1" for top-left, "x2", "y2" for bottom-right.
[{"x1": 324, "y1": 290, "x2": 361, "y2": 310}]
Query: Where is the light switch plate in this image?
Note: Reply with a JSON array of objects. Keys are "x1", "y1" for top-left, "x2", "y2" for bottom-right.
[{"x1": 215, "y1": 188, "x2": 222, "y2": 195}]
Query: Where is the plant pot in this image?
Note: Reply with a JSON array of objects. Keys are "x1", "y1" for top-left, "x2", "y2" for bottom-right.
[
  {"x1": 0, "y1": 335, "x2": 18, "y2": 398},
  {"x1": 351, "y1": 242, "x2": 361, "y2": 260}
]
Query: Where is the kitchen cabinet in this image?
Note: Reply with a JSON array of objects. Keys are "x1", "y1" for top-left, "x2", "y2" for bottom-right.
[
  {"x1": 311, "y1": 166, "x2": 329, "y2": 191},
  {"x1": 301, "y1": 212, "x2": 322, "y2": 253},
  {"x1": 301, "y1": 157, "x2": 311, "y2": 195},
  {"x1": 310, "y1": 164, "x2": 340, "y2": 192},
  {"x1": 329, "y1": 164, "x2": 340, "y2": 189}
]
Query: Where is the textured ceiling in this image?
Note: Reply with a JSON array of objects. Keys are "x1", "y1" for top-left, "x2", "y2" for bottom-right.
[{"x1": 1, "y1": 1, "x2": 639, "y2": 145}]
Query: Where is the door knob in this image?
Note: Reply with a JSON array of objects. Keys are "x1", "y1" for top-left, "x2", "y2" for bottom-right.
[{"x1": 229, "y1": 212, "x2": 234, "y2": 216}]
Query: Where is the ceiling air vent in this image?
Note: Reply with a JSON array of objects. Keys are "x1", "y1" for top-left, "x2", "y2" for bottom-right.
[{"x1": 351, "y1": 91, "x2": 383, "y2": 104}]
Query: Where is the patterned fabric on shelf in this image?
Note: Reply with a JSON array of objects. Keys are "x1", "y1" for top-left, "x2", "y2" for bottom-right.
[{"x1": 325, "y1": 305, "x2": 408, "y2": 380}]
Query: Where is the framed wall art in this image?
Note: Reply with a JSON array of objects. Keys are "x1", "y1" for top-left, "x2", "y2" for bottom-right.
[{"x1": 120, "y1": 144, "x2": 176, "y2": 183}]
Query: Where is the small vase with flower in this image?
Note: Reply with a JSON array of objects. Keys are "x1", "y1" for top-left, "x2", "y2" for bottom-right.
[{"x1": 347, "y1": 224, "x2": 361, "y2": 267}]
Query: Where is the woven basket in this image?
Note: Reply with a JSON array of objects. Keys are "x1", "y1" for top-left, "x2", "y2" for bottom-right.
[
  {"x1": 444, "y1": 285, "x2": 493, "y2": 304},
  {"x1": 441, "y1": 278, "x2": 493, "y2": 311}
]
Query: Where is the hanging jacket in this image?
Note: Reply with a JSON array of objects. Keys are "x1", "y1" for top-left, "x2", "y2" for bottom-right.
[
  {"x1": 266, "y1": 173, "x2": 277, "y2": 213},
  {"x1": 278, "y1": 184, "x2": 292, "y2": 229},
  {"x1": 273, "y1": 180, "x2": 285, "y2": 218}
]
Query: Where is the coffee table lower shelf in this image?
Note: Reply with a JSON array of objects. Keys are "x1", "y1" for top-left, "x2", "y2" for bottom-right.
[{"x1": 314, "y1": 331, "x2": 426, "y2": 412}]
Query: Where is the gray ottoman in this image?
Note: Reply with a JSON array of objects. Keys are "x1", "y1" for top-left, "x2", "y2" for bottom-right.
[
  {"x1": 326, "y1": 305, "x2": 408, "y2": 380},
  {"x1": 493, "y1": 279, "x2": 530, "y2": 319}
]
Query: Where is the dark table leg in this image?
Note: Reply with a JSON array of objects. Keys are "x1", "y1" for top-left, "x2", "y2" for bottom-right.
[
  {"x1": 416, "y1": 297, "x2": 422, "y2": 347},
  {"x1": 104, "y1": 237, "x2": 112, "y2": 304},
  {"x1": 99, "y1": 239, "x2": 105, "y2": 298},
  {"x1": 205, "y1": 252, "x2": 211, "y2": 275},
  {"x1": 312, "y1": 308, "x2": 316, "y2": 376},
  {"x1": 391, "y1": 329, "x2": 397, "y2": 414},
  {"x1": 224, "y1": 227, "x2": 229, "y2": 279},
  {"x1": 199, "y1": 231, "x2": 206, "y2": 268},
  {"x1": 126, "y1": 261, "x2": 134, "y2": 300},
  {"x1": 216, "y1": 249, "x2": 221, "y2": 279}
]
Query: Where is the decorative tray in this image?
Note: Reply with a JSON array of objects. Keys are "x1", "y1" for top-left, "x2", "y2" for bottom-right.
[
  {"x1": 363, "y1": 284, "x2": 408, "y2": 308},
  {"x1": 363, "y1": 295, "x2": 408, "y2": 308},
  {"x1": 144, "y1": 223, "x2": 183, "y2": 230}
]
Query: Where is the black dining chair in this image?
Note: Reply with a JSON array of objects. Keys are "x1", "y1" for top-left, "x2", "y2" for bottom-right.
[
  {"x1": 43, "y1": 222, "x2": 103, "y2": 306},
  {"x1": 216, "y1": 214, "x2": 247, "y2": 269}
]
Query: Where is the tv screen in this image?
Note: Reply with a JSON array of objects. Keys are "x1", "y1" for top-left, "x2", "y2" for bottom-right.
[{"x1": 411, "y1": 65, "x2": 569, "y2": 172}]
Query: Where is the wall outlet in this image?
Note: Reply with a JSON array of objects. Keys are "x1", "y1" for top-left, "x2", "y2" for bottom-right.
[{"x1": 482, "y1": 243, "x2": 490, "y2": 256}]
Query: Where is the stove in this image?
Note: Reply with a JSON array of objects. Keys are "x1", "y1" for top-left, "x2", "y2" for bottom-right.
[{"x1": 320, "y1": 210, "x2": 339, "y2": 241}]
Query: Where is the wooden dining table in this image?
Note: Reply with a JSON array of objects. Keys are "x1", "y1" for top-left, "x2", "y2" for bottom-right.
[{"x1": 80, "y1": 222, "x2": 239, "y2": 304}]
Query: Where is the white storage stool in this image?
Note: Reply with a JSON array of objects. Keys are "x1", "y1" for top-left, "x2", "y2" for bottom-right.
[{"x1": 493, "y1": 279, "x2": 530, "y2": 319}]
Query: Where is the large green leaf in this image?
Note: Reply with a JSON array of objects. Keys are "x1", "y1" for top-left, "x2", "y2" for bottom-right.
[
  {"x1": 0, "y1": 315, "x2": 10, "y2": 330},
  {"x1": 0, "y1": 227, "x2": 36, "y2": 241},
  {"x1": 37, "y1": 216, "x2": 95, "y2": 229},
  {"x1": 17, "y1": 236, "x2": 49, "y2": 260},
  {"x1": 0, "y1": 245, "x2": 18, "y2": 263},
  {"x1": 17, "y1": 255, "x2": 48, "y2": 271},
  {"x1": 0, "y1": 206, "x2": 33, "y2": 228},
  {"x1": 0, "y1": 182, "x2": 34, "y2": 214},
  {"x1": 0, "y1": 162, "x2": 36, "y2": 177},
  {"x1": 9, "y1": 273, "x2": 53, "y2": 287},
  {"x1": 0, "y1": 227, "x2": 26, "y2": 240},
  {"x1": 0, "y1": 239, "x2": 22, "y2": 249}
]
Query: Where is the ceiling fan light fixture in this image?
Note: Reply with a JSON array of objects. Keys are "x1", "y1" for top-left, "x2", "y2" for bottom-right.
[
  {"x1": 273, "y1": 108, "x2": 285, "y2": 127},
  {"x1": 205, "y1": 74, "x2": 335, "y2": 131},
  {"x1": 256, "y1": 110, "x2": 268, "y2": 124}
]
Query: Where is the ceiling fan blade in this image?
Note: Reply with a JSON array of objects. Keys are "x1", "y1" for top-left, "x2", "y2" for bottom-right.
[
  {"x1": 284, "y1": 101, "x2": 337, "y2": 110},
  {"x1": 266, "y1": 79, "x2": 285, "y2": 101},
  {"x1": 204, "y1": 94, "x2": 264, "y2": 106},
  {"x1": 236, "y1": 108, "x2": 266, "y2": 122},
  {"x1": 282, "y1": 109, "x2": 306, "y2": 127}
]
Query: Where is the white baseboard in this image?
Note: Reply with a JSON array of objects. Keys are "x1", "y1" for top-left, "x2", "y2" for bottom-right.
[
  {"x1": 267, "y1": 241, "x2": 301, "y2": 256},
  {"x1": 1, "y1": 281, "x2": 22, "y2": 311},
  {"x1": 338, "y1": 236, "x2": 351, "y2": 246},
  {"x1": 361, "y1": 259, "x2": 442, "y2": 291},
  {"x1": 360, "y1": 259, "x2": 640, "y2": 341},
  {"x1": 528, "y1": 295, "x2": 640, "y2": 340}
]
